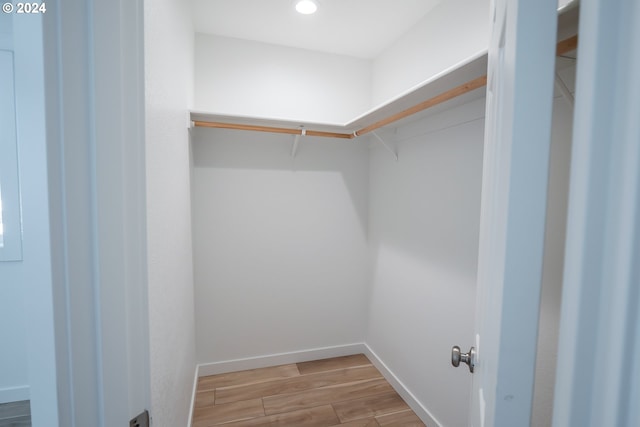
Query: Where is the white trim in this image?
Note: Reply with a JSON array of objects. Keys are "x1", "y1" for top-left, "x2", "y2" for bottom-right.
[
  {"x1": 197, "y1": 344, "x2": 366, "y2": 377},
  {"x1": 363, "y1": 344, "x2": 442, "y2": 427},
  {"x1": 0, "y1": 50, "x2": 23, "y2": 262},
  {"x1": 0, "y1": 386, "x2": 30, "y2": 404},
  {"x1": 187, "y1": 365, "x2": 199, "y2": 427},
  {"x1": 41, "y1": 0, "x2": 149, "y2": 424}
]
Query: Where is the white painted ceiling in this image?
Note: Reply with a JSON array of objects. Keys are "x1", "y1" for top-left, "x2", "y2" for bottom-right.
[{"x1": 192, "y1": 0, "x2": 442, "y2": 59}]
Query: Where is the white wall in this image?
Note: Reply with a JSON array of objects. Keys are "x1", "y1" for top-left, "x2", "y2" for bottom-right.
[
  {"x1": 193, "y1": 1, "x2": 491, "y2": 122},
  {"x1": 12, "y1": 11, "x2": 60, "y2": 424},
  {"x1": 191, "y1": 129, "x2": 369, "y2": 364},
  {"x1": 0, "y1": 13, "x2": 10, "y2": 48},
  {"x1": 372, "y1": 0, "x2": 490, "y2": 106},
  {"x1": 0, "y1": 262, "x2": 28, "y2": 403},
  {"x1": 366, "y1": 98, "x2": 485, "y2": 427},
  {"x1": 186, "y1": 4, "x2": 573, "y2": 425},
  {"x1": 194, "y1": 34, "x2": 372, "y2": 124},
  {"x1": 364, "y1": 94, "x2": 572, "y2": 427},
  {"x1": 0, "y1": 13, "x2": 29, "y2": 405},
  {"x1": 144, "y1": 0, "x2": 197, "y2": 426},
  {"x1": 188, "y1": 77, "x2": 571, "y2": 427}
]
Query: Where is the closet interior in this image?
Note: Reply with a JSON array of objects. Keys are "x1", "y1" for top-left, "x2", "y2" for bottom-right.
[{"x1": 188, "y1": 4, "x2": 578, "y2": 427}]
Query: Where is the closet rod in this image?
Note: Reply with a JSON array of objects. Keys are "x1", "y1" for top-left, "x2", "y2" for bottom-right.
[
  {"x1": 355, "y1": 34, "x2": 577, "y2": 137},
  {"x1": 354, "y1": 75, "x2": 487, "y2": 137},
  {"x1": 193, "y1": 120, "x2": 353, "y2": 139},
  {"x1": 194, "y1": 35, "x2": 578, "y2": 139},
  {"x1": 556, "y1": 34, "x2": 578, "y2": 56}
]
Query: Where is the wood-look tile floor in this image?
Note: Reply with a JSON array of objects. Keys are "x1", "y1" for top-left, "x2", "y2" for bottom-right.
[
  {"x1": 0, "y1": 400, "x2": 31, "y2": 427},
  {"x1": 192, "y1": 354, "x2": 426, "y2": 427}
]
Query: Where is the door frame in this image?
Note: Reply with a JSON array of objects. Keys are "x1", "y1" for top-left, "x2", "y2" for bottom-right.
[
  {"x1": 553, "y1": 0, "x2": 640, "y2": 425},
  {"x1": 475, "y1": 0, "x2": 640, "y2": 425},
  {"x1": 22, "y1": 0, "x2": 150, "y2": 425}
]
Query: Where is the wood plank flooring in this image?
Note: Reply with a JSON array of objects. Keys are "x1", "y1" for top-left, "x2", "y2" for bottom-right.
[
  {"x1": 192, "y1": 354, "x2": 426, "y2": 427},
  {"x1": 0, "y1": 400, "x2": 31, "y2": 427}
]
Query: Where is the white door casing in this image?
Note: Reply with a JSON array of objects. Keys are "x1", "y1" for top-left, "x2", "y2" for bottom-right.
[
  {"x1": 38, "y1": 0, "x2": 149, "y2": 425},
  {"x1": 470, "y1": 0, "x2": 558, "y2": 425}
]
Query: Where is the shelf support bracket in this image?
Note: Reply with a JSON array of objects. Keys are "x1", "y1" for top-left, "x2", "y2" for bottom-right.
[
  {"x1": 372, "y1": 131, "x2": 398, "y2": 161},
  {"x1": 555, "y1": 72, "x2": 574, "y2": 108},
  {"x1": 291, "y1": 128, "x2": 305, "y2": 157}
]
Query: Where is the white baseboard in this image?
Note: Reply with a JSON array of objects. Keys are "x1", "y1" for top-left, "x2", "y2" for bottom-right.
[
  {"x1": 197, "y1": 343, "x2": 367, "y2": 377},
  {"x1": 187, "y1": 364, "x2": 200, "y2": 427},
  {"x1": 0, "y1": 385, "x2": 30, "y2": 404},
  {"x1": 363, "y1": 344, "x2": 443, "y2": 427}
]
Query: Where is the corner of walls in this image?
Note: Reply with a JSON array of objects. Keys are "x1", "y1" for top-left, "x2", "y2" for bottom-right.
[
  {"x1": 365, "y1": 99, "x2": 486, "y2": 427},
  {"x1": 197, "y1": 344, "x2": 367, "y2": 377},
  {"x1": 144, "y1": 0, "x2": 197, "y2": 425},
  {"x1": 191, "y1": 132, "x2": 370, "y2": 366},
  {"x1": 363, "y1": 344, "x2": 442, "y2": 427},
  {"x1": 187, "y1": 364, "x2": 200, "y2": 427},
  {"x1": 193, "y1": 33, "x2": 372, "y2": 123}
]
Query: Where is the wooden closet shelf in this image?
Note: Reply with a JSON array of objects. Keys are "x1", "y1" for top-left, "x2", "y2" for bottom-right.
[{"x1": 193, "y1": 121, "x2": 354, "y2": 139}]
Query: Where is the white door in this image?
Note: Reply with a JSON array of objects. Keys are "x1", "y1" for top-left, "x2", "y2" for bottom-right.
[{"x1": 455, "y1": 0, "x2": 560, "y2": 425}]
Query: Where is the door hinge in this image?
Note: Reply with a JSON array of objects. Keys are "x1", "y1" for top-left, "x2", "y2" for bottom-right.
[{"x1": 130, "y1": 410, "x2": 150, "y2": 427}]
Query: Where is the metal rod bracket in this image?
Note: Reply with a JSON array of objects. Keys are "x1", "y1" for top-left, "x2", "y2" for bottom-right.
[
  {"x1": 372, "y1": 131, "x2": 398, "y2": 161},
  {"x1": 291, "y1": 128, "x2": 304, "y2": 157}
]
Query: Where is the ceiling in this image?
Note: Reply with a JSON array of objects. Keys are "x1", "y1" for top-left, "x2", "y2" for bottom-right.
[{"x1": 192, "y1": 0, "x2": 442, "y2": 59}]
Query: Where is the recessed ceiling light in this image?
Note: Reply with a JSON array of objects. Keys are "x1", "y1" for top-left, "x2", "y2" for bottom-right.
[{"x1": 295, "y1": 0, "x2": 318, "y2": 15}]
